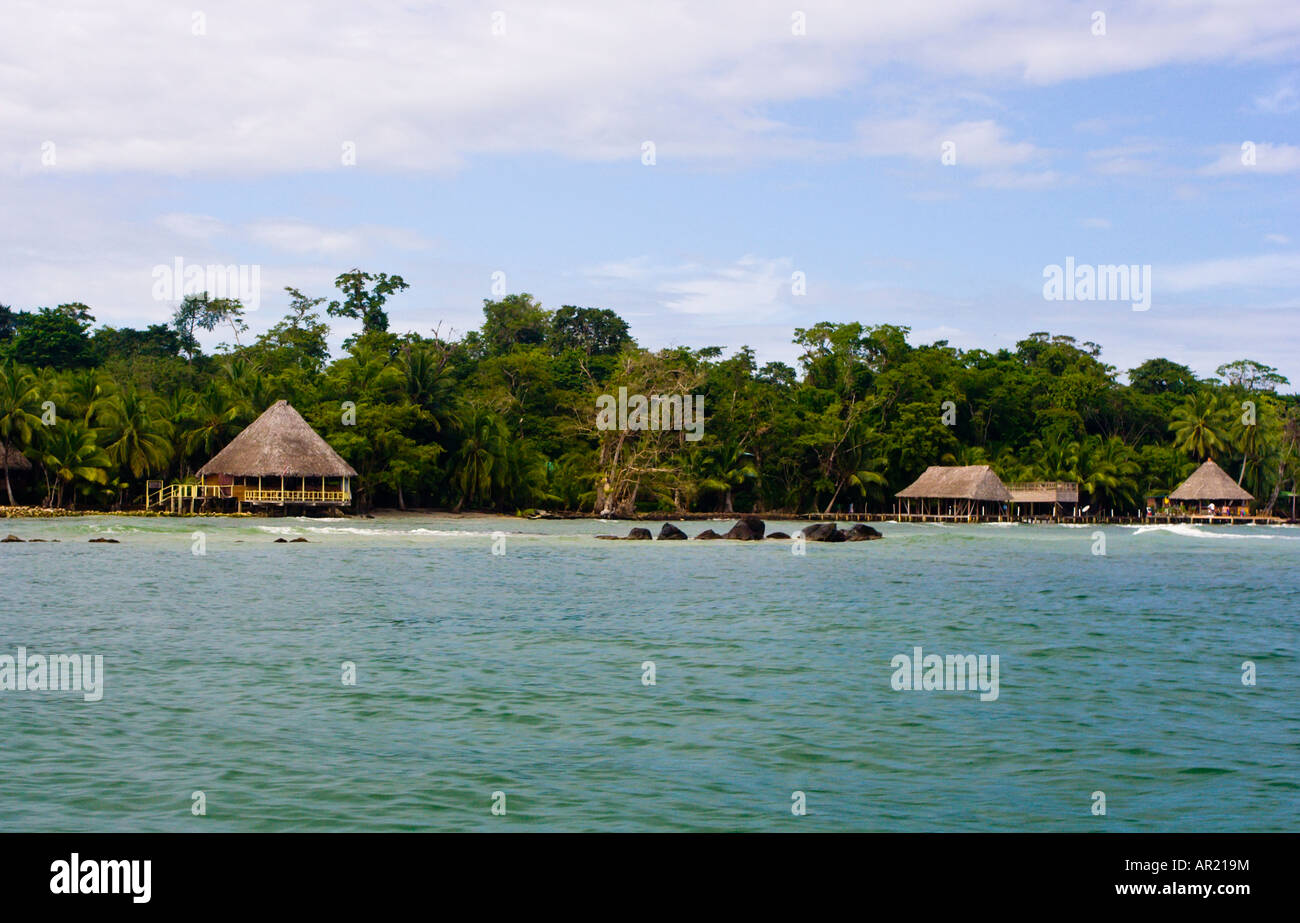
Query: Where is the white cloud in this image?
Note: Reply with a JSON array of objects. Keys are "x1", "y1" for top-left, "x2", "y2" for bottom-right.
[
  {"x1": 156, "y1": 213, "x2": 228, "y2": 240},
  {"x1": 1160, "y1": 251, "x2": 1300, "y2": 291},
  {"x1": 1253, "y1": 74, "x2": 1300, "y2": 113},
  {"x1": 1201, "y1": 143, "x2": 1300, "y2": 175},
  {"x1": 245, "y1": 220, "x2": 430, "y2": 258},
  {"x1": 2, "y1": 1, "x2": 1298, "y2": 176}
]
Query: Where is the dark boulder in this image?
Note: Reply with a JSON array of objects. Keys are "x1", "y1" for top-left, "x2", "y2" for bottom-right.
[
  {"x1": 846, "y1": 524, "x2": 883, "y2": 541},
  {"x1": 1, "y1": 534, "x2": 23, "y2": 542},
  {"x1": 694, "y1": 529, "x2": 723, "y2": 540},
  {"x1": 274, "y1": 538, "x2": 288, "y2": 543},
  {"x1": 721, "y1": 519, "x2": 762, "y2": 541},
  {"x1": 88, "y1": 537, "x2": 120, "y2": 544},
  {"x1": 596, "y1": 528, "x2": 654, "y2": 540},
  {"x1": 730, "y1": 516, "x2": 765, "y2": 539},
  {"x1": 766, "y1": 532, "x2": 791, "y2": 539},
  {"x1": 657, "y1": 523, "x2": 688, "y2": 540},
  {"x1": 802, "y1": 523, "x2": 846, "y2": 542},
  {"x1": 290, "y1": 537, "x2": 311, "y2": 543}
]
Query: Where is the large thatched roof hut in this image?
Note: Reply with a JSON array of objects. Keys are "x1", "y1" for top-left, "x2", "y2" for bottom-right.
[
  {"x1": 895, "y1": 465, "x2": 1012, "y2": 518},
  {"x1": 1169, "y1": 459, "x2": 1253, "y2": 509},
  {"x1": 174, "y1": 400, "x2": 356, "y2": 510}
]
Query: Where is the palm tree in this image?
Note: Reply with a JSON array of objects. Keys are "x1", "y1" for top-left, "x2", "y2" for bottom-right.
[
  {"x1": 1028, "y1": 434, "x2": 1077, "y2": 481},
  {"x1": 40, "y1": 421, "x2": 110, "y2": 509},
  {"x1": 64, "y1": 368, "x2": 115, "y2": 426},
  {"x1": 705, "y1": 442, "x2": 758, "y2": 513},
  {"x1": 182, "y1": 384, "x2": 240, "y2": 466},
  {"x1": 452, "y1": 405, "x2": 509, "y2": 512},
  {"x1": 1077, "y1": 435, "x2": 1140, "y2": 511},
  {"x1": 1170, "y1": 391, "x2": 1229, "y2": 460},
  {"x1": 101, "y1": 389, "x2": 174, "y2": 481},
  {"x1": 0, "y1": 364, "x2": 42, "y2": 505},
  {"x1": 397, "y1": 342, "x2": 453, "y2": 431}
]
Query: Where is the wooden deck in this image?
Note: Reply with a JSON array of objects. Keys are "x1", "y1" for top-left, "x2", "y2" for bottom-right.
[
  {"x1": 800, "y1": 512, "x2": 1287, "y2": 525},
  {"x1": 146, "y1": 482, "x2": 350, "y2": 511}
]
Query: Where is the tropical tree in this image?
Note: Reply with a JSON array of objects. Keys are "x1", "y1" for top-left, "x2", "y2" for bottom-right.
[
  {"x1": 1169, "y1": 391, "x2": 1231, "y2": 460},
  {"x1": 39, "y1": 420, "x2": 110, "y2": 508},
  {"x1": 0, "y1": 363, "x2": 42, "y2": 504},
  {"x1": 101, "y1": 389, "x2": 174, "y2": 480}
]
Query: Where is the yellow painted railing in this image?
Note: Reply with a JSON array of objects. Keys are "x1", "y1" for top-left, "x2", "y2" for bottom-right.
[
  {"x1": 146, "y1": 481, "x2": 350, "y2": 507},
  {"x1": 242, "y1": 489, "x2": 349, "y2": 503},
  {"x1": 146, "y1": 482, "x2": 229, "y2": 507}
]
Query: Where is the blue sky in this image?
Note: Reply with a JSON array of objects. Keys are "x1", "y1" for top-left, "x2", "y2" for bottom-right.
[{"x1": 2, "y1": 1, "x2": 1298, "y2": 383}]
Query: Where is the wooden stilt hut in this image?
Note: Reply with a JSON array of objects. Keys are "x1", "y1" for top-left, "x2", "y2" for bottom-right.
[
  {"x1": 1007, "y1": 481, "x2": 1079, "y2": 520},
  {"x1": 149, "y1": 400, "x2": 356, "y2": 511},
  {"x1": 894, "y1": 465, "x2": 1013, "y2": 520},
  {"x1": 1169, "y1": 459, "x2": 1253, "y2": 517}
]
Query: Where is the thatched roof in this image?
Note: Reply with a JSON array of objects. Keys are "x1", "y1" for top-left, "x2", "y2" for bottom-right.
[
  {"x1": 1008, "y1": 481, "x2": 1079, "y2": 504},
  {"x1": 896, "y1": 465, "x2": 1012, "y2": 501},
  {"x1": 198, "y1": 400, "x2": 357, "y2": 478},
  {"x1": 0, "y1": 444, "x2": 32, "y2": 471},
  {"x1": 1169, "y1": 459, "x2": 1253, "y2": 502}
]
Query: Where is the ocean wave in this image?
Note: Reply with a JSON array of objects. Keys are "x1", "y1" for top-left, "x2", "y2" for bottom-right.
[
  {"x1": 257, "y1": 525, "x2": 505, "y2": 537},
  {"x1": 1127, "y1": 523, "x2": 1292, "y2": 541}
]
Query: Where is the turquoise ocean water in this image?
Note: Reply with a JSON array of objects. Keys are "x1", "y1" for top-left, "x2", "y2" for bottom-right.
[{"x1": 1, "y1": 514, "x2": 1296, "y2": 831}]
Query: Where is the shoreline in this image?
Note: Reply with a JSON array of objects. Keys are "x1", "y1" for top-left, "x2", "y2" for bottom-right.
[{"x1": 1, "y1": 504, "x2": 1294, "y2": 526}]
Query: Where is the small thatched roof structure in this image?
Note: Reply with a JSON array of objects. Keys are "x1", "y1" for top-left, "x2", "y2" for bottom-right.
[
  {"x1": 0, "y1": 444, "x2": 32, "y2": 471},
  {"x1": 896, "y1": 465, "x2": 1012, "y2": 501},
  {"x1": 1008, "y1": 481, "x2": 1078, "y2": 504},
  {"x1": 198, "y1": 400, "x2": 357, "y2": 478},
  {"x1": 1169, "y1": 459, "x2": 1253, "y2": 503}
]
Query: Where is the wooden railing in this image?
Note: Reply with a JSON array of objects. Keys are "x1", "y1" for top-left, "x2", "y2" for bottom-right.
[
  {"x1": 242, "y1": 489, "x2": 349, "y2": 503},
  {"x1": 146, "y1": 482, "x2": 350, "y2": 507},
  {"x1": 146, "y1": 482, "x2": 230, "y2": 507}
]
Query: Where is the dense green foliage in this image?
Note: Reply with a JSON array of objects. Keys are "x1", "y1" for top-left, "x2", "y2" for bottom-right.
[{"x1": 1, "y1": 276, "x2": 1297, "y2": 514}]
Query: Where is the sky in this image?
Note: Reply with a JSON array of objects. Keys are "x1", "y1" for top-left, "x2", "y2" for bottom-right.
[{"x1": 2, "y1": 0, "x2": 1298, "y2": 384}]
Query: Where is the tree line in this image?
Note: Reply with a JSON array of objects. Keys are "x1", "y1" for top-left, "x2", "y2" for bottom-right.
[{"x1": 1, "y1": 270, "x2": 1297, "y2": 514}]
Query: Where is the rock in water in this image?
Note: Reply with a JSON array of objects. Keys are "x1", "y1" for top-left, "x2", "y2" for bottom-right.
[
  {"x1": 657, "y1": 523, "x2": 688, "y2": 540},
  {"x1": 274, "y1": 538, "x2": 288, "y2": 543},
  {"x1": 722, "y1": 519, "x2": 762, "y2": 540},
  {"x1": 88, "y1": 537, "x2": 120, "y2": 543},
  {"x1": 290, "y1": 537, "x2": 310, "y2": 543},
  {"x1": 1, "y1": 534, "x2": 23, "y2": 542},
  {"x1": 766, "y1": 532, "x2": 791, "y2": 539},
  {"x1": 802, "y1": 523, "x2": 846, "y2": 542},
  {"x1": 626, "y1": 528, "x2": 653, "y2": 540},
  {"x1": 694, "y1": 529, "x2": 723, "y2": 540},
  {"x1": 846, "y1": 524, "x2": 883, "y2": 541}
]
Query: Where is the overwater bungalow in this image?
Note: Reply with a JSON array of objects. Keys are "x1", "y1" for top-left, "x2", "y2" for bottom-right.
[
  {"x1": 1007, "y1": 481, "x2": 1079, "y2": 519},
  {"x1": 147, "y1": 400, "x2": 356, "y2": 512},
  {"x1": 1168, "y1": 458, "x2": 1253, "y2": 516},
  {"x1": 895, "y1": 465, "x2": 1013, "y2": 519}
]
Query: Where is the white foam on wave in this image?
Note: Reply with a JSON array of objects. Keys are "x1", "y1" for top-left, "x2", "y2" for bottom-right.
[
  {"x1": 259, "y1": 525, "x2": 505, "y2": 537},
  {"x1": 1127, "y1": 523, "x2": 1294, "y2": 541}
]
